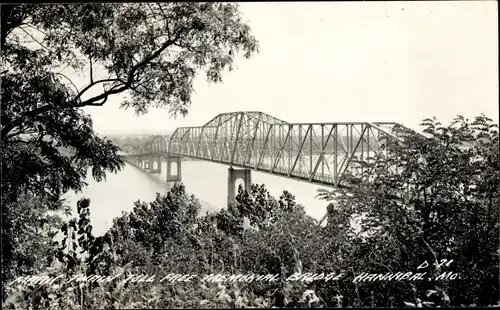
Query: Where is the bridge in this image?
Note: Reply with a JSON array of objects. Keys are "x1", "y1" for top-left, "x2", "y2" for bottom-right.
[{"x1": 120, "y1": 111, "x2": 407, "y2": 207}]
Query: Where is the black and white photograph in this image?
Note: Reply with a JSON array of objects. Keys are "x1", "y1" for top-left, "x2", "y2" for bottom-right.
[{"x1": 1, "y1": 1, "x2": 498, "y2": 308}]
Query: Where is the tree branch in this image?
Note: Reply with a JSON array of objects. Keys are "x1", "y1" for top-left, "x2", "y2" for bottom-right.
[
  {"x1": 55, "y1": 72, "x2": 80, "y2": 94},
  {"x1": 73, "y1": 78, "x2": 123, "y2": 103},
  {"x1": 19, "y1": 23, "x2": 49, "y2": 37},
  {"x1": 2, "y1": 27, "x2": 187, "y2": 140},
  {"x1": 18, "y1": 26, "x2": 50, "y2": 52},
  {"x1": 75, "y1": 28, "x2": 186, "y2": 108},
  {"x1": 419, "y1": 237, "x2": 438, "y2": 269},
  {"x1": 85, "y1": 94, "x2": 108, "y2": 107},
  {"x1": 89, "y1": 55, "x2": 93, "y2": 84},
  {"x1": 1, "y1": 5, "x2": 36, "y2": 50},
  {"x1": 157, "y1": 3, "x2": 171, "y2": 39}
]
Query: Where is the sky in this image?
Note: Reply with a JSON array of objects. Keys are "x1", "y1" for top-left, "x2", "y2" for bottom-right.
[{"x1": 81, "y1": 1, "x2": 499, "y2": 135}]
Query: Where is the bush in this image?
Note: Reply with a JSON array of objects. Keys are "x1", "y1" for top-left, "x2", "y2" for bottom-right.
[{"x1": 3, "y1": 115, "x2": 498, "y2": 308}]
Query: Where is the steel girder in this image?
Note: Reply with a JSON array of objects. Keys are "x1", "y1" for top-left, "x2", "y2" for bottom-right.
[
  {"x1": 151, "y1": 135, "x2": 170, "y2": 154},
  {"x1": 166, "y1": 111, "x2": 406, "y2": 186}
]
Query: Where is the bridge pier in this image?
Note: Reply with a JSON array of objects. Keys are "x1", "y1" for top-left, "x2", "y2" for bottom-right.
[
  {"x1": 166, "y1": 155, "x2": 182, "y2": 182},
  {"x1": 149, "y1": 155, "x2": 162, "y2": 173},
  {"x1": 227, "y1": 167, "x2": 252, "y2": 207}
]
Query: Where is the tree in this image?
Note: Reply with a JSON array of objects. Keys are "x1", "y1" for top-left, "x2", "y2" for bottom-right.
[
  {"x1": 318, "y1": 114, "x2": 499, "y2": 306},
  {"x1": 1, "y1": 2, "x2": 258, "y2": 287},
  {"x1": 7, "y1": 144, "x2": 497, "y2": 308}
]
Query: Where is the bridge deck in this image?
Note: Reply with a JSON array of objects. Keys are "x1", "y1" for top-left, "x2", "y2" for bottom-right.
[{"x1": 122, "y1": 111, "x2": 409, "y2": 186}]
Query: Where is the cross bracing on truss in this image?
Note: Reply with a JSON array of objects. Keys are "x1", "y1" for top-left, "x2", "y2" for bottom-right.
[
  {"x1": 151, "y1": 135, "x2": 170, "y2": 154},
  {"x1": 147, "y1": 111, "x2": 407, "y2": 186}
]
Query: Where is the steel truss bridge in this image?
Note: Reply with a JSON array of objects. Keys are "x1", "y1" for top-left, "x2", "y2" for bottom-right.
[{"x1": 121, "y1": 111, "x2": 407, "y2": 189}]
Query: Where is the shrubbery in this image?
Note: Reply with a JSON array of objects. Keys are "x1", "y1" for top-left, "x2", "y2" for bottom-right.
[{"x1": 3, "y1": 115, "x2": 499, "y2": 308}]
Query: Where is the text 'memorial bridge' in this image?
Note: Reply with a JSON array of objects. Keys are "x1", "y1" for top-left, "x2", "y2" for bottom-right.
[{"x1": 120, "y1": 111, "x2": 407, "y2": 207}]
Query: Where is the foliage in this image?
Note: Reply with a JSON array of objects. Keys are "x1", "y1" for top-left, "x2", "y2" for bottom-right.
[
  {"x1": 2, "y1": 3, "x2": 258, "y2": 117},
  {"x1": 1, "y1": 194, "x2": 68, "y2": 290},
  {"x1": 3, "y1": 115, "x2": 499, "y2": 308},
  {"x1": 3, "y1": 183, "x2": 322, "y2": 308},
  {"x1": 1, "y1": 2, "x2": 258, "y2": 293},
  {"x1": 317, "y1": 114, "x2": 499, "y2": 307}
]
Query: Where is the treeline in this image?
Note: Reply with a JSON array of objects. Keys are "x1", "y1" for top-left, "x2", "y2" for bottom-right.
[{"x1": 108, "y1": 135, "x2": 164, "y2": 154}]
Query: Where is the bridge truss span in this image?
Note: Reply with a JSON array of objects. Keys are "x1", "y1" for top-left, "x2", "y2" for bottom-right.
[
  {"x1": 151, "y1": 135, "x2": 170, "y2": 155},
  {"x1": 166, "y1": 111, "x2": 406, "y2": 186}
]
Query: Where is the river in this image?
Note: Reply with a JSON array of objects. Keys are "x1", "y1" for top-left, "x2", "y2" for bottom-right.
[{"x1": 63, "y1": 161, "x2": 335, "y2": 236}]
